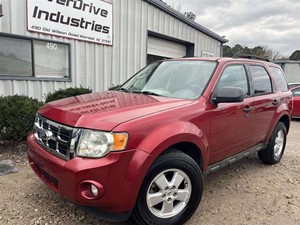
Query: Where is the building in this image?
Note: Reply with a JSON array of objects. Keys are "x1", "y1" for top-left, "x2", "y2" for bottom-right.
[
  {"x1": 275, "y1": 60, "x2": 300, "y2": 84},
  {"x1": 0, "y1": 0, "x2": 227, "y2": 101}
]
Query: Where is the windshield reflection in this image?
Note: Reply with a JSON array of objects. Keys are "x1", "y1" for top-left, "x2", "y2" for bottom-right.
[{"x1": 119, "y1": 60, "x2": 217, "y2": 100}]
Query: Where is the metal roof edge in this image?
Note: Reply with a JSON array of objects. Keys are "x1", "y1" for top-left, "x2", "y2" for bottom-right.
[
  {"x1": 144, "y1": 0, "x2": 228, "y2": 43},
  {"x1": 273, "y1": 60, "x2": 300, "y2": 64}
]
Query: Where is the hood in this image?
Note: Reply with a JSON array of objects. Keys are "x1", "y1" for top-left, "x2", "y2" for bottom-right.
[{"x1": 38, "y1": 91, "x2": 193, "y2": 130}]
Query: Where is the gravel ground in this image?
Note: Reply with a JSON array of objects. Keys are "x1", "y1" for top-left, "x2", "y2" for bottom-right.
[{"x1": 0, "y1": 120, "x2": 299, "y2": 225}]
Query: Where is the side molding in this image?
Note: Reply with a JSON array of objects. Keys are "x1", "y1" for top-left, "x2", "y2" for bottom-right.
[{"x1": 204, "y1": 143, "x2": 267, "y2": 176}]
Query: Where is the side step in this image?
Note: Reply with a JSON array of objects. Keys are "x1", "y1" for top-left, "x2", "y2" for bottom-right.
[{"x1": 204, "y1": 143, "x2": 267, "y2": 177}]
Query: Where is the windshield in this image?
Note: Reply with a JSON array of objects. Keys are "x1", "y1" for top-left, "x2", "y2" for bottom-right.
[{"x1": 119, "y1": 60, "x2": 217, "y2": 99}]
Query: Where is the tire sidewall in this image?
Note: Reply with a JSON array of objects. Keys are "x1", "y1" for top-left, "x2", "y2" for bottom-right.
[
  {"x1": 134, "y1": 151, "x2": 203, "y2": 225},
  {"x1": 270, "y1": 122, "x2": 287, "y2": 163}
]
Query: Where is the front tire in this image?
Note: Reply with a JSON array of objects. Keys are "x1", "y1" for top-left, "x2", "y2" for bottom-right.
[
  {"x1": 258, "y1": 122, "x2": 287, "y2": 165},
  {"x1": 132, "y1": 149, "x2": 203, "y2": 225}
]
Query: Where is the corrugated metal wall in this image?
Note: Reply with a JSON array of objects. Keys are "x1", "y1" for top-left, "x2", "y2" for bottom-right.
[
  {"x1": 0, "y1": 0, "x2": 222, "y2": 101},
  {"x1": 283, "y1": 63, "x2": 300, "y2": 83}
]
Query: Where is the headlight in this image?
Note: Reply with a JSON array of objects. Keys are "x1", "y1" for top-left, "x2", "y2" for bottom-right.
[{"x1": 76, "y1": 130, "x2": 128, "y2": 158}]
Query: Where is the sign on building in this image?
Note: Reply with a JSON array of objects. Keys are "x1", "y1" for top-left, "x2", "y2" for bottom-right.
[
  {"x1": 27, "y1": 0, "x2": 113, "y2": 45},
  {"x1": 201, "y1": 50, "x2": 215, "y2": 57}
]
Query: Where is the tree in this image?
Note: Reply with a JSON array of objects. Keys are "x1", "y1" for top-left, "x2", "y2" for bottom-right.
[
  {"x1": 158, "y1": 0, "x2": 196, "y2": 21},
  {"x1": 222, "y1": 44, "x2": 282, "y2": 60},
  {"x1": 184, "y1": 11, "x2": 196, "y2": 21},
  {"x1": 289, "y1": 50, "x2": 300, "y2": 61},
  {"x1": 231, "y1": 44, "x2": 244, "y2": 55},
  {"x1": 243, "y1": 47, "x2": 252, "y2": 55},
  {"x1": 251, "y1": 46, "x2": 265, "y2": 57},
  {"x1": 223, "y1": 45, "x2": 233, "y2": 57},
  {"x1": 263, "y1": 47, "x2": 281, "y2": 61}
]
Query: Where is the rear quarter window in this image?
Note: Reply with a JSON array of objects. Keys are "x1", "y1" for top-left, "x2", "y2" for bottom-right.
[{"x1": 269, "y1": 67, "x2": 288, "y2": 92}]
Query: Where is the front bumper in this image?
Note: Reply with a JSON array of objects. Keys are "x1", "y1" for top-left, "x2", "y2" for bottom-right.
[{"x1": 27, "y1": 133, "x2": 155, "y2": 214}]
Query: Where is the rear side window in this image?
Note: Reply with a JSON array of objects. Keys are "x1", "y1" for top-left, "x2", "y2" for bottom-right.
[
  {"x1": 269, "y1": 67, "x2": 288, "y2": 92},
  {"x1": 249, "y1": 66, "x2": 272, "y2": 95}
]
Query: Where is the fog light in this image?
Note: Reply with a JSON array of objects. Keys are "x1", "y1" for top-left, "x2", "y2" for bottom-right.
[
  {"x1": 91, "y1": 184, "x2": 98, "y2": 196},
  {"x1": 78, "y1": 180, "x2": 104, "y2": 200}
]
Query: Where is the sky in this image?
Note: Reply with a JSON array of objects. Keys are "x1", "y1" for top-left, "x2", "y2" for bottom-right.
[{"x1": 163, "y1": 0, "x2": 300, "y2": 57}]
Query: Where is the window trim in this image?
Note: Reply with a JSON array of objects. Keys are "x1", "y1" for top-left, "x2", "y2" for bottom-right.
[
  {"x1": 269, "y1": 66, "x2": 289, "y2": 92},
  {"x1": 0, "y1": 32, "x2": 71, "y2": 82},
  {"x1": 247, "y1": 64, "x2": 274, "y2": 96},
  {"x1": 212, "y1": 64, "x2": 251, "y2": 101}
]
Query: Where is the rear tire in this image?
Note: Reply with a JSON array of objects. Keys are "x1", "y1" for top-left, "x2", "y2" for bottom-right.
[
  {"x1": 132, "y1": 149, "x2": 203, "y2": 225},
  {"x1": 258, "y1": 122, "x2": 287, "y2": 165}
]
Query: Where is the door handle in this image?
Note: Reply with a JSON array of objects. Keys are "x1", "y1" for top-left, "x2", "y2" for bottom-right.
[
  {"x1": 272, "y1": 99, "x2": 280, "y2": 106},
  {"x1": 243, "y1": 106, "x2": 253, "y2": 113}
]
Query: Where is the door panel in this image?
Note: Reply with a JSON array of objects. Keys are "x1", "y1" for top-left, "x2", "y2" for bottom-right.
[
  {"x1": 147, "y1": 36, "x2": 186, "y2": 59},
  {"x1": 209, "y1": 98, "x2": 255, "y2": 164},
  {"x1": 248, "y1": 65, "x2": 280, "y2": 145},
  {"x1": 208, "y1": 64, "x2": 254, "y2": 165},
  {"x1": 251, "y1": 93, "x2": 280, "y2": 145}
]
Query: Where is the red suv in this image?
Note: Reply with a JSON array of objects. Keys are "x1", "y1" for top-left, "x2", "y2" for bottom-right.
[{"x1": 27, "y1": 57, "x2": 292, "y2": 225}]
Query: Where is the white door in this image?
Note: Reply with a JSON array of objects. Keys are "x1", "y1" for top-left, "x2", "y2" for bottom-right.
[{"x1": 147, "y1": 36, "x2": 186, "y2": 59}]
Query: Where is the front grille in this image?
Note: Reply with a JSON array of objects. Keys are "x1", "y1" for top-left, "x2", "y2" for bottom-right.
[{"x1": 34, "y1": 114, "x2": 78, "y2": 160}]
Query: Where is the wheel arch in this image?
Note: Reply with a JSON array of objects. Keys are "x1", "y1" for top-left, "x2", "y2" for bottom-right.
[
  {"x1": 162, "y1": 142, "x2": 204, "y2": 172},
  {"x1": 279, "y1": 114, "x2": 290, "y2": 133},
  {"x1": 136, "y1": 120, "x2": 209, "y2": 173},
  {"x1": 266, "y1": 113, "x2": 290, "y2": 142},
  {"x1": 132, "y1": 148, "x2": 203, "y2": 225}
]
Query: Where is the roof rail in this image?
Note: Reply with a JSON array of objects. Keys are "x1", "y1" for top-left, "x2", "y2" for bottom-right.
[{"x1": 233, "y1": 53, "x2": 270, "y2": 62}]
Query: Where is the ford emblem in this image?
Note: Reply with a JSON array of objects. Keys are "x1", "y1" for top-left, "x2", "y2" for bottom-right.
[{"x1": 39, "y1": 129, "x2": 52, "y2": 141}]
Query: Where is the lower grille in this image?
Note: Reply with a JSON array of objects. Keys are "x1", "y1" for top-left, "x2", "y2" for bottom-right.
[{"x1": 35, "y1": 164, "x2": 59, "y2": 190}]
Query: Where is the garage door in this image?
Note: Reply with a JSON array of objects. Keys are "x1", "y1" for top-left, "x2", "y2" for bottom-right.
[{"x1": 147, "y1": 36, "x2": 186, "y2": 59}]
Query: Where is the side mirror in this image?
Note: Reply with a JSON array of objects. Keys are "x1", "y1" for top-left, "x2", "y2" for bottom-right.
[{"x1": 213, "y1": 87, "x2": 244, "y2": 104}]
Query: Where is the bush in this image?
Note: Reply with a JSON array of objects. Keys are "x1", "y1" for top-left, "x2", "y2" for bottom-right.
[
  {"x1": 108, "y1": 84, "x2": 121, "y2": 90},
  {"x1": 44, "y1": 86, "x2": 93, "y2": 103},
  {"x1": 0, "y1": 95, "x2": 43, "y2": 141}
]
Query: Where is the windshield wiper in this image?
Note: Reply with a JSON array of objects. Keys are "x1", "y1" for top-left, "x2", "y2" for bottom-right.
[
  {"x1": 132, "y1": 90, "x2": 161, "y2": 96},
  {"x1": 117, "y1": 87, "x2": 130, "y2": 92}
]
